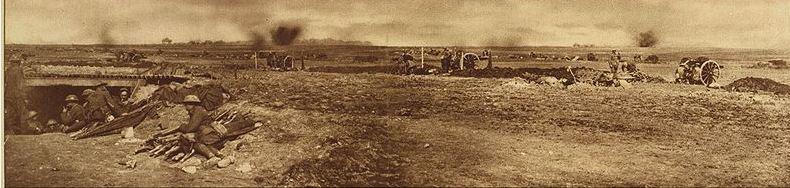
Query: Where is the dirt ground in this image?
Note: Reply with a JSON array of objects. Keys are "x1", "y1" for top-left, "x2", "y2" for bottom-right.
[
  {"x1": 5, "y1": 45, "x2": 790, "y2": 186},
  {"x1": 6, "y1": 69, "x2": 790, "y2": 186}
]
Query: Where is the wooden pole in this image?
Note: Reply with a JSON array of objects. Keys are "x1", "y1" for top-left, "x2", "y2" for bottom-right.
[
  {"x1": 253, "y1": 51, "x2": 258, "y2": 69},
  {"x1": 420, "y1": 47, "x2": 425, "y2": 68},
  {"x1": 460, "y1": 51, "x2": 465, "y2": 70}
]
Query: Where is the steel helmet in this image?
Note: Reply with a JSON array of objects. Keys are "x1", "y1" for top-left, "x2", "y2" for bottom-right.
[
  {"x1": 65, "y1": 95, "x2": 79, "y2": 102},
  {"x1": 82, "y1": 89, "x2": 95, "y2": 96},
  {"x1": 28, "y1": 111, "x2": 39, "y2": 118},
  {"x1": 183, "y1": 95, "x2": 201, "y2": 103}
]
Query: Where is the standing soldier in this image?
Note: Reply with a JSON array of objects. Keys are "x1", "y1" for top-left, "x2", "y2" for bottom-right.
[
  {"x1": 62, "y1": 95, "x2": 87, "y2": 133},
  {"x1": 483, "y1": 49, "x2": 493, "y2": 69},
  {"x1": 440, "y1": 48, "x2": 453, "y2": 71},
  {"x1": 609, "y1": 50, "x2": 623, "y2": 76},
  {"x1": 400, "y1": 51, "x2": 415, "y2": 74}
]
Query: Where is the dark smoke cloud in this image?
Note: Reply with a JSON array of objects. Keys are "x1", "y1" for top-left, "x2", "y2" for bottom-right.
[
  {"x1": 635, "y1": 30, "x2": 659, "y2": 47},
  {"x1": 270, "y1": 25, "x2": 302, "y2": 46}
]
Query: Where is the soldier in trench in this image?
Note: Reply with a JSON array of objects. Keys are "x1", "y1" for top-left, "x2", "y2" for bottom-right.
[
  {"x1": 61, "y1": 94, "x2": 87, "y2": 133},
  {"x1": 153, "y1": 95, "x2": 233, "y2": 167}
]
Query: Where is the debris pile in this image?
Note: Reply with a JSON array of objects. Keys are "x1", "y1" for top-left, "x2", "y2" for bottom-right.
[
  {"x1": 135, "y1": 107, "x2": 261, "y2": 168},
  {"x1": 630, "y1": 71, "x2": 668, "y2": 83},
  {"x1": 308, "y1": 65, "x2": 394, "y2": 74},
  {"x1": 725, "y1": 77, "x2": 790, "y2": 95},
  {"x1": 750, "y1": 60, "x2": 788, "y2": 69},
  {"x1": 449, "y1": 67, "x2": 524, "y2": 78},
  {"x1": 644, "y1": 55, "x2": 660, "y2": 63}
]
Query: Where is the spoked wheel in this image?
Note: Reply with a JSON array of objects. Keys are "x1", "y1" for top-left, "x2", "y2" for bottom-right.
[
  {"x1": 283, "y1": 56, "x2": 295, "y2": 70},
  {"x1": 699, "y1": 60, "x2": 721, "y2": 86},
  {"x1": 462, "y1": 53, "x2": 480, "y2": 70}
]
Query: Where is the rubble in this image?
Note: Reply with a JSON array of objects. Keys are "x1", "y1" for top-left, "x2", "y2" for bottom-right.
[
  {"x1": 750, "y1": 60, "x2": 788, "y2": 69},
  {"x1": 725, "y1": 77, "x2": 790, "y2": 95}
]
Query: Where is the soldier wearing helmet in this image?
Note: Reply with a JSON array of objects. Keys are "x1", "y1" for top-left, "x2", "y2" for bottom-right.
[
  {"x1": 61, "y1": 94, "x2": 87, "y2": 133},
  {"x1": 81, "y1": 84, "x2": 115, "y2": 131},
  {"x1": 119, "y1": 88, "x2": 130, "y2": 104},
  {"x1": 26, "y1": 111, "x2": 43, "y2": 134},
  {"x1": 154, "y1": 95, "x2": 229, "y2": 166}
]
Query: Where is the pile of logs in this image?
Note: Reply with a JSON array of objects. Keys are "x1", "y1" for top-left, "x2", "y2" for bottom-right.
[{"x1": 135, "y1": 108, "x2": 259, "y2": 163}]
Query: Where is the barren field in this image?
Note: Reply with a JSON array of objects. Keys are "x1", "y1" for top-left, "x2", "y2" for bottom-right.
[{"x1": 5, "y1": 45, "x2": 790, "y2": 186}]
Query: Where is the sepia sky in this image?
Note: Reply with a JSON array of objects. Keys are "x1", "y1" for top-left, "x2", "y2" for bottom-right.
[{"x1": 4, "y1": 0, "x2": 790, "y2": 48}]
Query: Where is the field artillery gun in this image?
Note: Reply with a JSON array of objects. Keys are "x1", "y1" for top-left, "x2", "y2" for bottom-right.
[
  {"x1": 255, "y1": 50, "x2": 298, "y2": 71},
  {"x1": 674, "y1": 57, "x2": 722, "y2": 86},
  {"x1": 440, "y1": 50, "x2": 491, "y2": 72}
]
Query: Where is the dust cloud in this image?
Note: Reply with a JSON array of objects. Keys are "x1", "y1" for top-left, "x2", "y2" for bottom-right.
[
  {"x1": 270, "y1": 25, "x2": 303, "y2": 46},
  {"x1": 635, "y1": 30, "x2": 659, "y2": 47}
]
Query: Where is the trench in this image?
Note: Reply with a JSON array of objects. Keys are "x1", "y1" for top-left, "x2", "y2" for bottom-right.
[{"x1": 24, "y1": 86, "x2": 132, "y2": 126}]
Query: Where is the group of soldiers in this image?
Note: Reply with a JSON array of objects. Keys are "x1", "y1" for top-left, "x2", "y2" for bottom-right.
[
  {"x1": 58, "y1": 83, "x2": 133, "y2": 136},
  {"x1": 393, "y1": 48, "x2": 492, "y2": 74},
  {"x1": 607, "y1": 49, "x2": 638, "y2": 77},
  {"x1": 57, "y1": 80, "x2": 237, "y2": 166}
]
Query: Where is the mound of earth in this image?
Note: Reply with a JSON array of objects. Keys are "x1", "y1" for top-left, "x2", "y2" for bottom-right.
[
  {"x1": 725, "y1": 77, "x2": 790, "y2": 95},
  {"x1": 278, "y1": 117, "x2": 405, "y2": 187},
  {"x1": 750, "y1": 60, "x2": 788, "y2": 69},
  {"x1": 449, "y1": 67, "x2": 525, "y2": 78},
  {"x1": 308, "y1": 65, "x2": 394, "y2": 74},
  {"x1": 631, "y1": 72, "x2": 668, "y2": 83}
]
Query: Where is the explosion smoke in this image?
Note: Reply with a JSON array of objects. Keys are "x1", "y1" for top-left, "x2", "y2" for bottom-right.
[
  {"x1": 270, "y1": 25, "x2": 302, "y2": 46},
  {"x1": 635, "y1": 30, "x2": 659, "y2": 47}
]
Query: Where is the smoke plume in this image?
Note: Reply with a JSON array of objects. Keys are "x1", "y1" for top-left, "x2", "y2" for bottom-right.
[
  {"x1": 270, "y1": 25, "x2": 302, "y2": 46},
  {"x1": 635, "y1": 30, "x2": 659, "y2": 47}
]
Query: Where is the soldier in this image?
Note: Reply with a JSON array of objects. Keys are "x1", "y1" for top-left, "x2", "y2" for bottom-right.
[
  {"x1": 82, "y1": 88, "x2": 108, "y2": 129},
  {"x1": 609, "y1": 50, "x2": 623, "y2": 76},
  {"x1": 266, "y1": 52, "x2": 276, "y2": 68},
  {"x1": 62, "y1": 95, "x2": 87, "y2": 133},
  {"x1": 154, "y1": 95, "x2": 230, "y2": 167},
  {"x1": 27, "y1": 111, "x2": 43, "y2": 134},
  {"x1": 151, "y1": 82, "x2": 180, "y2": 104},
  {"x1": 440, "y1": 49, "x2": 453, "y2": 71},
  {"x1": 401, "y1": 51, "x2": 415, "y2": 73},
  {"x1": 117, "y1": 88, "x2": 132, "y2": 114},
  {"x1": 119, "y1": 88, "x2": 130, "y2": 104},
  {"x1": 96, "y1": 83, "x2": 122, "y2": 117},
  {"x1": 483, "y1": 49, "x2": 492, "y2": 69}
]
